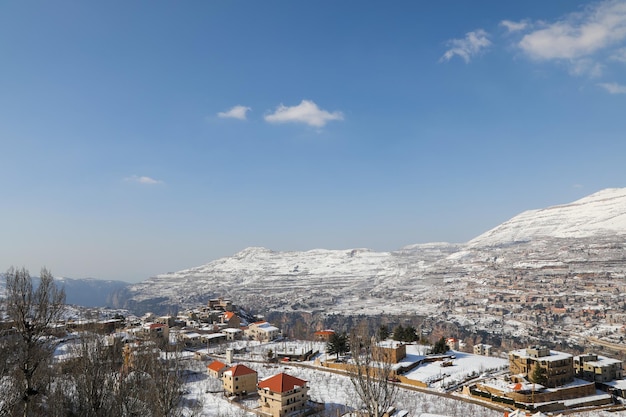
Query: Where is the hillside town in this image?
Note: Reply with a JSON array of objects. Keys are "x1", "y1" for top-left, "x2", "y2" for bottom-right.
[{"x1": 24, "y1": 296, "x2": 626, "y2": 417}]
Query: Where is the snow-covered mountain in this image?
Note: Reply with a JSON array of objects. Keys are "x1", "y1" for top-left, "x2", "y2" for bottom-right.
[
  {"x1": 469, "y1": 188, "x2": 626, "y2": 247},
  {"x1": 115, "y1": 187, "x2": 626, "y2": 315}
]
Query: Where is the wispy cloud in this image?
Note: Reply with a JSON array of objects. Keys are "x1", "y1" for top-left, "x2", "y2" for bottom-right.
[
  {"x1": 264, "y1": 100, "x2": 343, "y2": 128},
  {"x1": 217, "y1": 105, "x2": 251, "y2": 120},
  {"x1": 500, "y1": 20, "x2": 528, "y2": 33},
  {"x1": 569, "y1": 58, "x2": 604, "y2": 77},
  {"x1": 440, "y1": 29, "x2": 492, "y2": 63},
  {"x1": 598, "y1": 82, "x2": 626, "y2": 93},
  {"x1": 124, "y1": 175, "x2": 164, "y2": 185},
  {"x1": 518, "y1": 0, "x2": 626, "y2": 60}
]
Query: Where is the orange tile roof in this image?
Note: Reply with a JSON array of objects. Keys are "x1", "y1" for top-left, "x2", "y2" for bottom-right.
[
  {"x1": 258, "y1": 373, "x2": 307, "y2": 393},
  {"x1": 207, "y1": 360, "x2": 227, "y2": 372},
  {"x1": 314, "y1": 330, "x2": 335, "y2": 335},
  {"x1": 228, "y1": 364, "x2": 257, "y2": 377},
  {"x1": 224, "y1": 311, "x2": 236, "y2": 320}
]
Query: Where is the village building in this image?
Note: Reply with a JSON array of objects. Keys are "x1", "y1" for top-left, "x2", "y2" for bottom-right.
[
  {"x1": 208, "y1": 298, "x2": 233, "y2": 311},
  {"x1": 446, "y1": 337, "x2": 460, "y2": 350},
  {"x1": 221, "y1": 311, "x2": 241, "y2": 329},
  {"x1": 509, "y1": 346, "x2": 574, "y2": 388},
  {"x1": 142, "y1": 322, "x2": 170, "y2": 340},
  {"x1": 313, "y1": 330, "x2": 335, "y2": 342},
  {"x1": 222, "y1": 327, "x2": 243, "y2": 341},
  {"x1": 258, "y1": 373, "x2": 310, "y2": 417},
  {"x1": 574, "y1": 353, "x2": 623, "y2": 382},
  {"x1": 207, "y1": 360, "x2": 229, "y2": 378},
  {"x1": 246, "y1": 321, "x2": 281, "y2": 342},
  {"x1": 223, "y1": 364, "x2": 258, "y2": 396},
  {"x1": 156, "y1": 315, "x2": 176, "y2": 327},
  {"x1": 180, "y1": 331, "x2": 202, "y2": 348},
  {"x1": 473, "y1": 343, "x2": 492, "y2": 356},
  {"x1": 378, "y1": 340, "x2": 406, "y2": 363}
]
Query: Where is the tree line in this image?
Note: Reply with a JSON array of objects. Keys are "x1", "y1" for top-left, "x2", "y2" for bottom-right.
[{"x1": 0, "y1": 267, "x2": 192, "y2": 417}]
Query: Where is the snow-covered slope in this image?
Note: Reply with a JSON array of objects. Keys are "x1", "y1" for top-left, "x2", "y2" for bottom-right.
[
  {"x1": 121, "y1": 244, "x2": 463, "y2": 315},
  {"x1": 116, "y1": 187, "x2": 626, "y2": 316},
  {"x1": 469, "y1": 188, "x2": 626, "y2": 247}
]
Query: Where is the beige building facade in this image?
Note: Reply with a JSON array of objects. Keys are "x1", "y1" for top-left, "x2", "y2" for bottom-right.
[{"x1": 258, "y1": 373, "x2": 309, "y2": 417}]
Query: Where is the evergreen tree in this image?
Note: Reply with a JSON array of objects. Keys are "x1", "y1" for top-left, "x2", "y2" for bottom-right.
[
  {"x1": 529, "y1": 363, "x2": 548, "y2": 385},
  {"x1": 392, "y1": 325, "x2": 405, "y2": 341},
  {"x1": 431, "y1": 337, "x2": 450, "y2": 354},
  {"x1": 327, "y1": 332, "x2": 348, "y2": 359},
  {"x1": 378, "y1": 325, "x2": 390, "y2": 341}
]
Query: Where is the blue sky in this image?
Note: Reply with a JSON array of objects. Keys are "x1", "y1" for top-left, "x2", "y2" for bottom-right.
[{"x1": 2, "y1": 1, "x2": 626, "y2": 282}]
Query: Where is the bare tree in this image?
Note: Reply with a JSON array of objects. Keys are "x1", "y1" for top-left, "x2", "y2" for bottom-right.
[
  {"x1": 4, "y1": 266, "x2": 66, "y2": 416},
  {"x1": 65, "y1": 332, "x2": 123, "y2": 417},
  {"x1": 347, "y1": 325, "x2": 398, "y2": 417}
]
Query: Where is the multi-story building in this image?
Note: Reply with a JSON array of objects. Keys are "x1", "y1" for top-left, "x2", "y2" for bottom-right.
[
  {"x1": 474, "y1": 343, "x2": 492, "y2": 356},
  {"x1": 246, "y1": 321, "x2": 280, "y2": 342},
  {"x1": 574, "y1": 353, "x2": 623, "y2": 382},
  {"x1": 223, "y1": 364, "x2": 258, "y2": 396},
  {"x1": 509, "y1": 346, "x2": 574, "y2": 388},
  {"x1": 208, "y1": 298, "x2": 233, "y2": 311},
  {"x1": 258, "y1": 373, "x2": 309, "y2": 417}
]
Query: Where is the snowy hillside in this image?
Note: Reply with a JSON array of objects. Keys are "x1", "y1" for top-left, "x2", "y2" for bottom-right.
[
  {"x1": 114, "y1": 187, "x2": 626, "y2": 316},
  {"x1": 121, "y1": 245, "x2": 462, "y2": 315},
  {"x1": 469, "y1": 188, "x2": 626, "y2": 247}
]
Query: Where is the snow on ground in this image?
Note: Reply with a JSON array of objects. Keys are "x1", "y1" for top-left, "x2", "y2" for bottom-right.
[
  {"x1": 175, "y1": 340, "x2": 626, "y2": 416},
  {"x1": 402, "y1": 347, "x2": 508, "y2": 389}
]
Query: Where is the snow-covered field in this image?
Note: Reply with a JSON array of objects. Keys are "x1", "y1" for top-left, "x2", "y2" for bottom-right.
[{"x1": 176, "y1": 340, "x2": 626, "y2": 417}]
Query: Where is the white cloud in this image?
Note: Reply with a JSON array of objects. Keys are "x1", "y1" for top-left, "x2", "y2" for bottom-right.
[
  {"x1": 124, "y1": 175, "x2": 164, "y2": 185},
  {"x1": 440, "y1": 29, "x2": 492, "y2": 63},
  {"x1": 264, "y1": 100, "x2": 343, "y2": 128},
  {"x1": 500, "y1": 20, "x2": 528, "y2": 33},
  {"x1": 598, "y1": 82, "x2": 626, "y2": 93},
  {"x1": 518, "y1": 0, "x2": 626, "y2": 60},
  {"x1": 217, "y1": 105, "x2": 251, "y2": 120}
]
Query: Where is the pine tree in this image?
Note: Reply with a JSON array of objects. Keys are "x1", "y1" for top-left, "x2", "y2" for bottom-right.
[
  {"x1": 327, "y1": 332, "x2": 348, "y2": 359},
  {"x1": 431, "y1": 337, "x2": 450, "y2": 354},
  {"x1": 378, "y1": 325, "x2": 390, "y2": 341},
  {"x1": 529, "y1": 363, "x2": 548, "y2": 385}
]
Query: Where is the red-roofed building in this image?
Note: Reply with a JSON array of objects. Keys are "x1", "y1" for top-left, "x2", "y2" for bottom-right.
[
  {"x1": 207, "y1": 360, "x2": 229, "y2": 378},
  {"x1": 143, "y1": 322, "x2": 169, "y2": 339},
  {"x1": 223, "y1": 364, "x2": 258, "y2": 396},
  {"x1": 258, "y1": 373, "x2": 310, "y2": 417},
  {"x1": 314, "y1": 330, "x2": 335, "y2": 342},
  {"x1": 221, "y1": 311, "x2": 241, "y2": 329}
]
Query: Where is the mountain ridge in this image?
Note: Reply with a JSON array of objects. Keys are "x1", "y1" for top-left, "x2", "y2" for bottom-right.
[{"x1": 112, "y1": 187, "x2": 626, "y2": 315}]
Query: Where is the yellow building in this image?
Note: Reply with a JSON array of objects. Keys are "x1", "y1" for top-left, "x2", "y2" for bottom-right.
[
  {"x1": 223, "y1": 364, "x2": 258, "y2": 396},
  {"x1": 258, "y1": 373, "x2": 309, "y2": 417}
]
